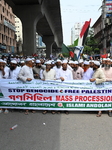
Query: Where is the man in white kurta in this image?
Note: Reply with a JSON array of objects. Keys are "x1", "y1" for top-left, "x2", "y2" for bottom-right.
[
  {"x1": 57, "y1": 60, "x2": 73, "y2": 81},
  {"x1": 9, "y1": 60, "x2": 21, "y2": 79},
  {"x1": 82, "y1": 61, "x2": 94, "y2": 80},
  {"x1": 102, "y1": 58, "x2": 112, "y2": 81},
  {"x1": 0, "y1": 59, "x2": 10, "y2": 114},
  {"x1": 90, "y1": 61, "x2": 106, "y2": 84},
  {"x1": 18, "y1": 58, "x2": 34, "y2": 114},
  {"x1": 53, "y1": 59, "x2": 62, "y2": 79},
  {"x1": 101, "y1": 58, "x2": 112, "y2": 117},
  {"x1": 0, "y1": 59, "x2": 9, "y2": 79},
  {"x1": 90, "y1": 61, "x2": 106, "y2": 117},
  {"x1": 42, "y1": 61, "x2": 56, "y2": 114},
  {"x1": 72, "y1": 61, "x2": 84, "y2": 80},
  {"x1": 42, "y1": 61, "x2": 56, "y2": 80},
  {"x1": 18, "y1": 58, "x2": 34, "y2": 82},
  {"x1": 3, "y1": 60, "x2": 10, "y2": 79}
]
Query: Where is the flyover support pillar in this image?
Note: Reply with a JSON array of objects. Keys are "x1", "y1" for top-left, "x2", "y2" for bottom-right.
[
  {"x1": 13, "y1": 5, "x2": 43, "y2": 56},
  {"x1": 43, "y1": 36, "x2": 54, "y2": 58}
]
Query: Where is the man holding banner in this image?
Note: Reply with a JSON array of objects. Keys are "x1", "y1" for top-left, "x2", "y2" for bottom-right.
[
  {"x1": 90, "y1": 60, "x2": 106, "y2": 117},
  {"x1": 57, "y1": 60, "x2": 73, "y2": 81},
  {"x1": 18, "y1": 58, "x2": 34, "y2": 82},
  {"x1": 102, "y1": 58, "x2": 112, "y2": 117},
  {"x1": 18, "y1": 58, "x2": 34, "y2": 114}
]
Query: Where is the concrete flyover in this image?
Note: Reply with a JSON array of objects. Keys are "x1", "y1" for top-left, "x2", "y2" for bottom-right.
[{"x1": 5, "y1": 0, "x2": 63, "y2": 57}]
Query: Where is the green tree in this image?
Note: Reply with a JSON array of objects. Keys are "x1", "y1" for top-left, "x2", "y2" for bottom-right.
[{"x1": 83, "y1": 28, "x2": 100, "y2": 55}]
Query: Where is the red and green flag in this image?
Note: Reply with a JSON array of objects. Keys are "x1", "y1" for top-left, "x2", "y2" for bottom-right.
[{"x1": 61, "y1": 44, "x2": 78, "y2": 60}]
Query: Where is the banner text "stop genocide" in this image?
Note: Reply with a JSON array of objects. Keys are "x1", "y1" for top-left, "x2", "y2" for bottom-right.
[{"x1": 8, "y1": 89, "x2": 112, "y2": 94}]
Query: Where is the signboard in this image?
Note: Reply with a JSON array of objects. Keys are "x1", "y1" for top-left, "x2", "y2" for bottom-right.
[
  {"x1": 4, "y1": 20, "x2": 16, "y2": 31},
  {"x1": 106, "y1": 0, "x2": 112, "y2": 16},
  {"x1": 0, "y1": 44, "x2": 6, "y2": 50}
]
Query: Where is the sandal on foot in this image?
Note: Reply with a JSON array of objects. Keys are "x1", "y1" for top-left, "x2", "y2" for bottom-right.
[
  {"x1": 42, "y1": 111, "x2": 47, "y2": 114},
  {"x1": 0, "y1": 109, "x2": 3, "y2": 113},
  {"x1": 4, "y1": 110, "x2": 9, "y2": 114},
  {"x1": 65, "y1": 111, "x2": 69, "y2": 115},
  {"x1": 108, "y1": 112, "x2": 112, "y2": 117},
  {"x1": 25, "y1": 110, "x2": 29, "y2": 115},
  {"x1": 57, "y1": 111, "x2": 61, "y2": 114},
  {"x1": 32, "y1": 111, "x2": 36, "y2": 113},
  {"x1": 51, "y1": 111, "x2": 56, "y2": 114},
  {"x1": 96, "y1": 113, "x2": 102, "y2": 117}
]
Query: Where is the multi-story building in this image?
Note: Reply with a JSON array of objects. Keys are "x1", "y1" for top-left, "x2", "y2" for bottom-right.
[
  {"x1": 71, "y1": 22, "x2": 82, "y2": 45},
  {"x1": 15, "y1": 16, "x2": 23, "y2": 53},
  {"x1": 92, "y1": 16, "x2": 103, "y2": 52},
  {"x1": 92, "y1": 0, "x2": 112, "y2": 56},
  {"x1": 0, "y1": 0, "x2": 16, "y2": 54},
  {"x1": 15, "y1": 16, "x2": 22, "y2": 42}
]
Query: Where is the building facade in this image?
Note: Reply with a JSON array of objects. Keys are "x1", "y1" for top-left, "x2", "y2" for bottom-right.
[
  {"x1": 92, "y1": 0, "x2": 112, "y2": 56},
  {"x1": 0, "y1": 0, "x2": 16, "y2": 54},
  {"x1": 15, "y1": 16, "x2": 23, "y2": 53},
  {"x1": 15, "y1": 16, "x2": 22, "y2": 42},
  {"x1": 71, "y1": 22, "x2": 82, "y2": 45}
]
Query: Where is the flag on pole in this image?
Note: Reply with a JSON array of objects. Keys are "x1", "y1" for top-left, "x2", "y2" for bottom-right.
[
  {"x1": 61, "y1": 44, "x2": 78, "y2": 60},
  {"x1": 61, "y1": 44, "x2": 70, "y2": 57},
  {"x1": 74, "y1": 38, "x2": 79, "y2": 46},
  {"x1": 74, "y1": 46, "x2": 84, "y2": 60},
  {"x1": 78, "y1": 19, "x2": 91, "y2": 46}
]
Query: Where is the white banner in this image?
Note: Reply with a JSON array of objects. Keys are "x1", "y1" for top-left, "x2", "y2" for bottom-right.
[{"x1": 0, "y1": 79, "x2": 112, "y2": 111}]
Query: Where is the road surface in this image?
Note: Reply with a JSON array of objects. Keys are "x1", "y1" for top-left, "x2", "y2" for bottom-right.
[{"x1": 0, "y1": 110, "x2": 112, "y2": 150}]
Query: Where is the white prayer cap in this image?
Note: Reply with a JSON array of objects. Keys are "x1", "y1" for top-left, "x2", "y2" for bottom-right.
[
  {"x1": 73, "y1": 61, "x2": 79, "y2": 64},
  {"x1": 48, "y1": 60, "x2": 53, "y2": 63},
  {"x1": 79, "y1": 59, "x2": 83, "y2": 63},
  {"x1": 84, "y1": 61, "x2": 90, "y2": 65},
  {"x1": 94, "y1": 60, "x2": 100, "y2": 66},
  {"x1": 69, "y1": 60, "x2": 74, "y2": 64},
  {"x1": 3, "y1": 60, "x2": 7, "y2": 63},
  {"x1": 62, "y1": 60, "x2": 68, "y2": 64},
  {"x1": 20, "y1": 60, "x2": 25, "y2": 63},
  {"x1": 0, "y1": 59, "x2": 4, "y2": 62},
  {"x1": 32, "y1": 58, "x2": 35, "y2": 60},
  {"x1": 36, "y1": 60, "x2": 41, "y2": 63},
  {"x1": 11, "y1": 60, "x2": 17, "y2": 64},
  {"x1": 89, "y1": 60, "x2": 94, "y2": 63},
  {"x1": 56, "y1": 59, "x2": 62, "y2": 63},
  {"x1": 25, "y1": 58, "x2": 32, "y2": 62},
  {"x1": 53, "y1": 61, "x2": 56, "y2": 64},
  {"x1": 51, "y1": 61, "x2": 55, "y2": 64},
  {"x1": 45, "y1": 61, "x2": 51, "y2": 65},
  {"x1": 102, "y1": 58, "x2": 106, "y2": 61},
  {"x1": 106, "y1": 58, "x2": 111, "y2": 61}
]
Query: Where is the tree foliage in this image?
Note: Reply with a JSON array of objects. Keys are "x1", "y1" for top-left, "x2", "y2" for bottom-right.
[{"x1": 83, "y1": 28, "x2": 100, "y2": 55}]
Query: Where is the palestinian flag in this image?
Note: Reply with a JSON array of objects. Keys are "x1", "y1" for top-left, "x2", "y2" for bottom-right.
[{"x1": 78, "y1": 19, "x2": 91, "y2": 46}]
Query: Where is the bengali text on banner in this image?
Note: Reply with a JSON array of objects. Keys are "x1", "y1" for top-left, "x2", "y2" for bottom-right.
[{"x1": 0, "y1": 79, "x2": 112, "y2": 111}]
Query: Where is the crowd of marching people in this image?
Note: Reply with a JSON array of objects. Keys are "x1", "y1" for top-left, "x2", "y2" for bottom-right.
[{"x1": 0, "y1": 54, "x2": 112, "y2": 116}]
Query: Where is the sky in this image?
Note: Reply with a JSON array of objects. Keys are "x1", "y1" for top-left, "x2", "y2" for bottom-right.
[{"x1": 60, "y1": 0, "x2": 102, "y2": 45}]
